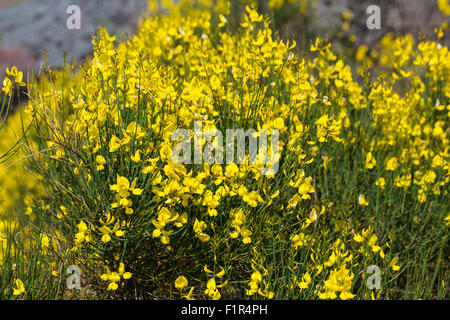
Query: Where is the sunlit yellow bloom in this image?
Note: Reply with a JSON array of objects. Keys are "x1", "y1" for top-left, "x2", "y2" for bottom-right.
[
  {"x1": 13, "y1": 279, "x2": 26, "y2": 296},
  {"x1": 175, "y1": 276, "x2": 188, "y2": 289}
]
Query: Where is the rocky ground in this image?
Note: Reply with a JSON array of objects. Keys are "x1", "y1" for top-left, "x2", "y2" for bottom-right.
[
  {"x1": 0, "y1": 0, "x2": 148, "y2": 80},
  {"x1": 313, "y1": 0, "x2": 449, "y2": 47}
]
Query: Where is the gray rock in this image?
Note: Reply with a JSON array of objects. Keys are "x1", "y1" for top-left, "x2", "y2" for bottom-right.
[
  {"x1": 0, "y1": 0, "x2": 148, "y2": 79},
  {"x1": 312, "y1": 0, "x2": 449, "y2": 48}
]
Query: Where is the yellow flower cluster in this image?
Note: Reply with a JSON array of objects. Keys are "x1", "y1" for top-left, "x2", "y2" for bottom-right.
[{"x1": 0, "y1": 0, "x2": 448, "y2": 300}]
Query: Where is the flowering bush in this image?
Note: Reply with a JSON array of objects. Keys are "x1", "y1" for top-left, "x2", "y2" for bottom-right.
[{"x1": 0, "y1": 0, "x2": 448, "y2": 299}]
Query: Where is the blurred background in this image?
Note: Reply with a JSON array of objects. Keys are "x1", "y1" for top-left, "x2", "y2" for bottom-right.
[
  {"x1": 0, "y1": 0, "x2": 148, "y2": 80},
  {"x1": 0, "y1": 0, "x2": 449, "y2": 81}
]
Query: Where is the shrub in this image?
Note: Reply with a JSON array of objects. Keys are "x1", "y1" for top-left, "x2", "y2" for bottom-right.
[{"x1": 1, "y1": 0, "x2": 448, "y2": 299}]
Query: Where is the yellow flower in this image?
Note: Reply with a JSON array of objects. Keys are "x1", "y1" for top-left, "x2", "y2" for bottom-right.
[
  {"x1": 194, "y1": 219, "x2": 210, "y2": 242},
  {"x1": 365, "y1": 152, "x2": 376, "y2": 169},
  {"x1": 2, "y1": 77, "x2": 13, "y2": 96},
  {"x1": 438, "y1": 0, "x2": 450, "y2": 16},
  {"x1": 6, "y1": 66, "x2": 25, "y2": 86},
  {"x1": 297, "y1": 272, "x2": 311, "y2": 290},
  {"x1": 386, "y1": 157, "x2": 399, "y2": 171},
  {"x1": 204, "y1": 277, "x2": 221, "y2": 300},
  {"x1": 218, "y1": 14, "x2": 227, "y2": 27},
  {"x1": 358, "y1": 194, "x2": 369, "y2": 206},
  {"x1": 175, "y1": 276, "x2": 188, "y2": 290},
  {"x1": 13, "y1": 279, "x2": 26, "y2": 296},
  {"x1": 340, "y1": 290, "x2": 356, "y2": 300},
  {"x1": 431, "y1": 155, "x2": 445, "y2": 168},
  {"x1": 75, "y1": 221, "x2": 90, "y2": 244},
  {"x1": 41, "y1": 234, "x2": 50, "y2": 248},
  {"x1": 108, "y1": 282, "x2": 118, "y2": 291},
  {"x1": 182, "y1": 287, "x2": 195, "y2": 300},
  {"x1": 353, "y1": 234, "x2": 364, "y2": 242},
  {"x1": 376, "y1": 177, "x2": 386, "y2": 189},
  {"x1": 390, "y1": 256, "x2": 401, "y2": 272},
  {"x1": 109, "y1": 135, "x2": 122, "y2": 152},
  {"x1": 445, "y1": 214, "x2": 450, "y2": 227},
  {"x1": 118, "y1": 263, "x2": 132, "y2": 279},
  {"x1": 131, "y1": 150, "x2": 141, "y2": 163},
  {"x1": 96, "y1": 155, "x2": 106, "y2": 171}
]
